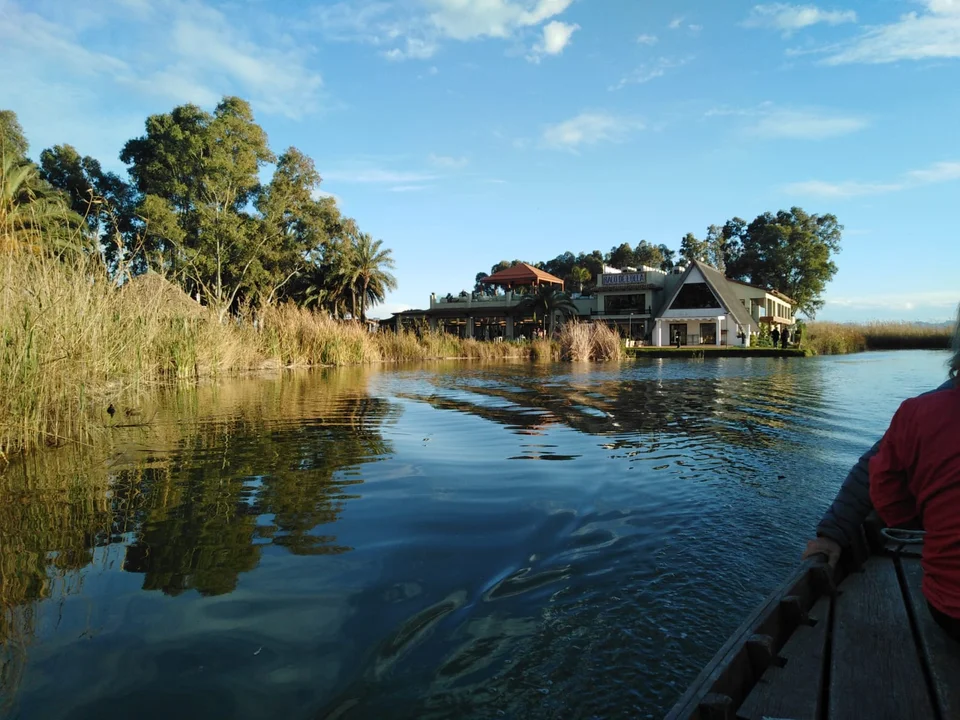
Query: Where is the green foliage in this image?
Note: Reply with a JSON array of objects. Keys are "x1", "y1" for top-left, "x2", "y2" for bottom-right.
[
  {"x1": 679, "y1": 232, "x2": 708, "y2": 264},
  {"x1": 607, "y1": 242, "x2": 634, "y2": 269},
  {"x1": 754, "y1": 324, "x2": 773, "y2": 348},
  {"x1": 570, "y1": 264, "x2": 591, "y2": 291},
  {"x1": 724, "y1": 207, "x2": 841, "y2": 318},
  {"x1": 0, "y1": 153, "x2": 83, "y2": 251},
  {"x1": 517, "y1": 286, "x2": 578, "y2": 336},
  {"x1": 0, "y1": 110, "x2": 28, "y2": 161}
]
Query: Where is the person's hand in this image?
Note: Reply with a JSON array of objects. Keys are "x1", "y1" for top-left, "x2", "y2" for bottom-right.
[{"x1": 802, "y1": 537, "x2": 841, "y2": 567}]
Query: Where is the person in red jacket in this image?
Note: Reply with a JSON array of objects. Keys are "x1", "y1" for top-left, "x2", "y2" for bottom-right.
[{"x1": 869, "y1": 314, "x2": 960, "y2": 640}]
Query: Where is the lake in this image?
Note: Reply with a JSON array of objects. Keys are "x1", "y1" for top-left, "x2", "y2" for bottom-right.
[{"x1": 0, "y1": 351, "x2": 951, "y2": 719}]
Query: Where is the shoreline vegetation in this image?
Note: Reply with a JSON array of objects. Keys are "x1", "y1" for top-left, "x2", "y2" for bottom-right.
[
  {"x1": 0, "y1": 249, "x2": 624, "y2": 457},
  {"x1": 0, "y1": 247, "x2": 952, "y2": 458}
]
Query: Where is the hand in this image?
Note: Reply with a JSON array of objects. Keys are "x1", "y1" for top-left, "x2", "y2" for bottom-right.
[{"x1": 802, "y1": 537, "x2": 842, "y2": 567}]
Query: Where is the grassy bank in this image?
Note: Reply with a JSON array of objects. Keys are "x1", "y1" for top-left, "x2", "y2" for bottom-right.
[
  {"x1": 0, "y1": 250, "x2": 535, "y2": 457},
  {"x1": 626, "y1": 346, "x2": 807, "y2": 359},
  {"x1": 804, "y1": 322, "x2": 954, "y2": 356}
]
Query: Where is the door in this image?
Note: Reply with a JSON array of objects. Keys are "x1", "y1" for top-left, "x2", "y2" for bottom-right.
[
  {"x1": 669, "y1": 323, "x2": 687, "y2": 345},
  {"x1": 699, "y1": 322, "x2": 717, "y2": 344}
]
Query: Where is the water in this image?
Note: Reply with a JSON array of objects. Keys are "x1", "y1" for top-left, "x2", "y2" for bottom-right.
[{"x1": 0, "y1": 351, "x2": 950, "y2": 719}]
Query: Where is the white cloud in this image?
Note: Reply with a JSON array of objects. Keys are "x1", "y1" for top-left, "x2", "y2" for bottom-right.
[
  {"x1": 428, "y1": 153, "x2": 469, "y2": 168},
  {"x1": 636, "y1": 33, "x2": 658, "y2": 45},
  {"x1": 527, "y1": 20, "x2": 579, "y2": 62},
  {"x1": 744, "y1": 4, "x2": 857, "y2": 35},
  {"x1": 707, "y1": 103, "x2": 867, "y2": 139},
  {"x1": 609, "y1": 56, "x2": 693, "y2": 90},
  {"x1": 751, "y1": 109, "x2": 867, "y2": 138},
  {"x1": 389, "y1": 184, "x2": 430, "y2": 192},
  {"x1": 824, "y1": 290, "x2": 960, "y2": 312},
  {"x1": 0, "y1": 0, "x2": 324, "y2": 120},
  {"x1": 315, "y1": 0, "x2": 578, "y2": 61},
  {"x1": 542, "y1": 112, "x2": 643, "y2": 150},
  {"x1": 325, "y1": 168, "x2": 438, "y2": 183},
  {"x1": 668, "y1": 16, "x2": 685, "y2": 29},
  {"x1": 825, "y1": 0, "x2": 960, "y2": 64},
  {"x1": 785, "y1": 159, "x2": 960, "y2": 197}
]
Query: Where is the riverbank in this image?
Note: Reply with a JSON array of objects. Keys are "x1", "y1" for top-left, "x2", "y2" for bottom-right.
[
  {"x1": 626, "y1": 347, "x2": 807, "y2": 359},
  {"x1": 0, "y1": 250, "x2": 624, "y2": 457},
  {"x1": 803, "y1": 321, "x2": 952, "y2": 355}
]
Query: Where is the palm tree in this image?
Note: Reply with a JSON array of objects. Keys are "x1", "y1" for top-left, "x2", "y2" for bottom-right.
[
  {"x1": 570, "y1": 265, "x2": 591, "y2": 292},
  {"x1": 341, "y1": 232, "x2": 397, "y2": 322},
  {"x1": 517, "y1": 285, "x2": 578, "y2": 336},
  {"x1": 1, "y1": 153, "x2": 81, "y2": 251}
]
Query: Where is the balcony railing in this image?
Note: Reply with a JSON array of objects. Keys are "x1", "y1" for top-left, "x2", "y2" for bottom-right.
[{"x1": 591, "y1": 306, "x2": 653, "y2": 317}]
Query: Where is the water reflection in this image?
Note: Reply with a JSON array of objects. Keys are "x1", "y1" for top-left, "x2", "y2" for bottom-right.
[{"x1": 0, "y1": 354, "x2": 951, "y2": 719}]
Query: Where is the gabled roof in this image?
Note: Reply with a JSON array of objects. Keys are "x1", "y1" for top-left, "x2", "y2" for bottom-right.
[
  {"x1": 656, "y1": 260, "x2": 757, "y2": 330},
  {"x1": 728, "y1": 278, "x2": 795, "y2": 305},
  {"x1": 480, "y1": 262, "x2": 564, "y2": 287}
]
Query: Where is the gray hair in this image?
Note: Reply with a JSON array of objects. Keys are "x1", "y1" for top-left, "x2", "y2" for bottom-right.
[{"x1": 952, "y1": 302, "x2": 960, "y2": 382}]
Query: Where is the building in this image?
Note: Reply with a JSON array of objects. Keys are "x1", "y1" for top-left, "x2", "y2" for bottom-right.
[{"x1": 383, "y1": 259, "x2": 796, "y2": 346}]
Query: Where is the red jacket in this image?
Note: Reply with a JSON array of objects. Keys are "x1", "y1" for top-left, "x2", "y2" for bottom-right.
[{"x1": 869, "y1": 384, "x2": 960, "y2": 617}]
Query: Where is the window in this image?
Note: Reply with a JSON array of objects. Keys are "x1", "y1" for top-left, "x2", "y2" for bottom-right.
[
  {"x1": 670, "y1": 282, "x2": 721, "y2": 310},
  {"x1": 605, "y1": 293, "x2": 645, "y2": 314}
]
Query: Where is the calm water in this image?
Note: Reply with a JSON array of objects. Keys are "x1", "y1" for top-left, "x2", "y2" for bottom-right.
[{"x1": 0, "y1": 351, "x2": 951, "y2": 719}]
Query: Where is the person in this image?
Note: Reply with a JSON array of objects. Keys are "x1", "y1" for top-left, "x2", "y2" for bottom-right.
[
  {"x1": 675, "y1": 330, "x2": 681, "y2": 348},
  {"x1": 781, "y1": 328, "x2": 790, "y2": 349},
  {"x1": 869, "y1": 357, "x2": 960, "y2": 640},
  {"x1": 771, "y1": 327, "x2": 780, "y2": 346},
  {"x1": 804, "y1": 303, "x2": 960, "y2": 567}
]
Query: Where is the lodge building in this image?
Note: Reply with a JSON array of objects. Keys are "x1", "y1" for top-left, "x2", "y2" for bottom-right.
[{"x1": 384, "y1": 259, "x2": 796, "y2": 347}]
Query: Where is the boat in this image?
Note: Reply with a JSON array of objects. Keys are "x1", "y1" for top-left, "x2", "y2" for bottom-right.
[{"x1": 664, "y1": 517, "x2": 960, "y2": 719}]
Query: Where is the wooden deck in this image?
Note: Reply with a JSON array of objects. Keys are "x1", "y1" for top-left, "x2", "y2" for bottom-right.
[{"x1": 666, "y1": 534, "x2": 960, "y2": 719}]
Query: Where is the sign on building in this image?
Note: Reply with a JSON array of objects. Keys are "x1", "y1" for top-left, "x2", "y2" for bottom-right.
[{"x1": 602, "y1": 272, "x2": 646, "y2": 286}]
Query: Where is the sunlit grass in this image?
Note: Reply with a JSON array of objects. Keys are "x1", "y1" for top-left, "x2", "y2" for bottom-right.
[{"x1": 804, "y1": 321, "x2": 953, "y2": 355}]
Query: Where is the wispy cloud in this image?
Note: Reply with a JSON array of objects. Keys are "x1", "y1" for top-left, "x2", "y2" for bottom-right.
[
  {"x1": 609, "y1": 56, "x2": 693, "y2": 91},
  {"x1": 707, "y1": 103, "x2": 867, "y2": 139},
  {"x1": 542, "y1": 112, "x2": 643, "y2": 150},
  {"x1": 824, "y1": 0, "x2": 960, "y2": 64},
  {"x1": 325, "y1": 168, "x2": 439, "y2": 184},
  {"x1": 785, "y1": 160, "x2": 960, "y2": 198},
  {"x1": 527, "y1": 20, "x2": 580, "y2": 62},
  {"x1": 636, "y1": 33, "x2": 658, "y2": 45},
  {"x1": 668, "y1": 16, "x2": 685, "y2": 30},
  {"x1": 314, "y1": 0, "x2": 577, "y2": 61},
  {"x1": 743, "y1": 4, "x2": 857, "y2": 36},
  {"x1": 824, "y1": 290, "x2": 960, "y2": 314},
  {"x1": 389, "y1": 184, "x2": 430, "y2": 192},
  {"x1": 428, "y1": 153, "x2": 469, "y2": 169},
  {"x1": 0, "y1": 0, "x2": 324, "y2": 120}
]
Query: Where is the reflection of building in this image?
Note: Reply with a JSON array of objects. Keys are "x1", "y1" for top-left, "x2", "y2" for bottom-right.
[{"x1": 384, "y1": 259, "x2": 796, "y2": 346}]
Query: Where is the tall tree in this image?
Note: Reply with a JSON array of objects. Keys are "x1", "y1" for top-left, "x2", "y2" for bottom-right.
[
  {"x1": 657, "y1": 244, "x2": 676, "y2": 271},
  {"x1": 570, "y1": 265, "x2": 591, "y2": 292},
  {"x1": 704, "y1": 224, "x2": 726, "y2": 272},
  {"x1": 633, "y1": 240, "x2": 665, "y2": 270},
  {"x1": 679, "y1": 232, "x2": 709, "y2": 265},
  {"x1": 724, "y1": 207, "x2": 842, "y2": 317},
  {"x1": 0, "y1": 153, "x2": 81, "y2": 251},
  {"x1": 517, "y1": 286, "x2": 577, "y2": 336},
  {"x1": 606, "y1": 242, "x2": 634, "y2": 269},
  {"x1": 0, "y1": 110, "x2": 28, "y2": 161},
  {"x1": 341, "y1": 232, "x2": 397, "y2": 322}
]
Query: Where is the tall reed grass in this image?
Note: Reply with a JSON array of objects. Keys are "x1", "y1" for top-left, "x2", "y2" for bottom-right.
[
  {"x1": 0, "y1": 248, "x2": 546, "y2": 456},
  {"x1": 804, "y1": 321, "x2": 954, "y2": 356},
  {"x1": 557, "y1": 321, "x2": 623, "y2": 362}
]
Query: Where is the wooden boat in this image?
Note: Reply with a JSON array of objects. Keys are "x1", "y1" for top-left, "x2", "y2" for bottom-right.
[{"x1": 664, "y1": 517, "x2": 960, "y2": 719}]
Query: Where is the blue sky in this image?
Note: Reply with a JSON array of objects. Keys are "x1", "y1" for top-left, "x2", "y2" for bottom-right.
[{"x1": 2, "y1": 0, "x2": 959, "y2": 321}]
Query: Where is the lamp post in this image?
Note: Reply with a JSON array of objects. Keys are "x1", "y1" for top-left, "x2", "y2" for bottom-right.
[{"x1": 629, "y1": 312, "x2": 634, "y2": 340}]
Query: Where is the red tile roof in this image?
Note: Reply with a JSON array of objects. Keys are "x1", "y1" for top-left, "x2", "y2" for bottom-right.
[{"x1": 480, "y1": 262, "x2": 564, "y2": 287}]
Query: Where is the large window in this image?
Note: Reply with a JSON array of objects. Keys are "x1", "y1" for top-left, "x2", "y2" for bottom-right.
[
  {"x1": 670, "y1": 282, "x2": 721, "y2": 310},
  {"x1": 605, "y1": 293, "x2": 645, "y2": 314}
]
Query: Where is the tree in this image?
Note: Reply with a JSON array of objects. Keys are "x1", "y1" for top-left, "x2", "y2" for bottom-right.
[
  {"x1": 657, "y1": 244, "x2": 676, "y2": 271},
  {"x1": 517, "y1": 286, "x2": 577, "y2": 336},
  {"x1": 704, "y1": 224, "x2": 726, "y2": 272},
  {"x1": 575, "y1": 250, "x2": 605, "y2": 285},
  {"x1": 633, "y1": 240, "x2": 664, "y2": 270},
  {"x1": 606, "y1": 242, "x2": 634, "y2": 269},
  {"x1": 679, "y1": 232, "x2": 709, "y2": 265},
  {"x1": 0, "y1": 153, "x2": 81, "y2": 251},
  {"x1": 340, "y1": 232, "x2": 397, "y2": 322},
  {"x1": 0, "y1": 110, "x2": 28, "y2": 161},
  {"x1": 570, "y1": 265, "x2": 591, "y2": 292},
  {"x1": 474, "y1": 271, "x2": 489, "y2": 293},
  {"x1": 724, "y1": 207, "x2": 842, "y2": 317}
]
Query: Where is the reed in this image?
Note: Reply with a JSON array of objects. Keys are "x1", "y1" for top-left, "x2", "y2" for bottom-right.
[
  {"x1": 557, "y1": 321, "x2": 623, "y2": 362},
  {"x1": 804, "y1": 321, "x2": 953, "y2": 356}
]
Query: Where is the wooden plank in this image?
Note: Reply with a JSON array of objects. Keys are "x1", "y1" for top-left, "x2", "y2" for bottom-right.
[
  {"x1": 737, "y1": 596, "x2": 831, "y2": 720},
  {"x1": 901, "y1": 558, "x2": 960, "y2": 718},
  {"x1": 828, "y1": 557, "x2": 935, "y2": 720}
]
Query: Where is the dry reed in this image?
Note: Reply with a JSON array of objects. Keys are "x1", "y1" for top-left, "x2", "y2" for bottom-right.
[{"x1": 804, "y1": 321, "x2": 953, "y2": 356}]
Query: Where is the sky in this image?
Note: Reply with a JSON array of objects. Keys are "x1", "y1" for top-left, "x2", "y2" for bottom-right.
[{"x1": 1, "y1": 0, "x2": 959, "y2": 322}]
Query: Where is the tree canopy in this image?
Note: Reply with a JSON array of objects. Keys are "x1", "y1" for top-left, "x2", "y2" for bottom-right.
[{"x1": 1, "y1": 102, "x2": 396, "y2": 320}]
